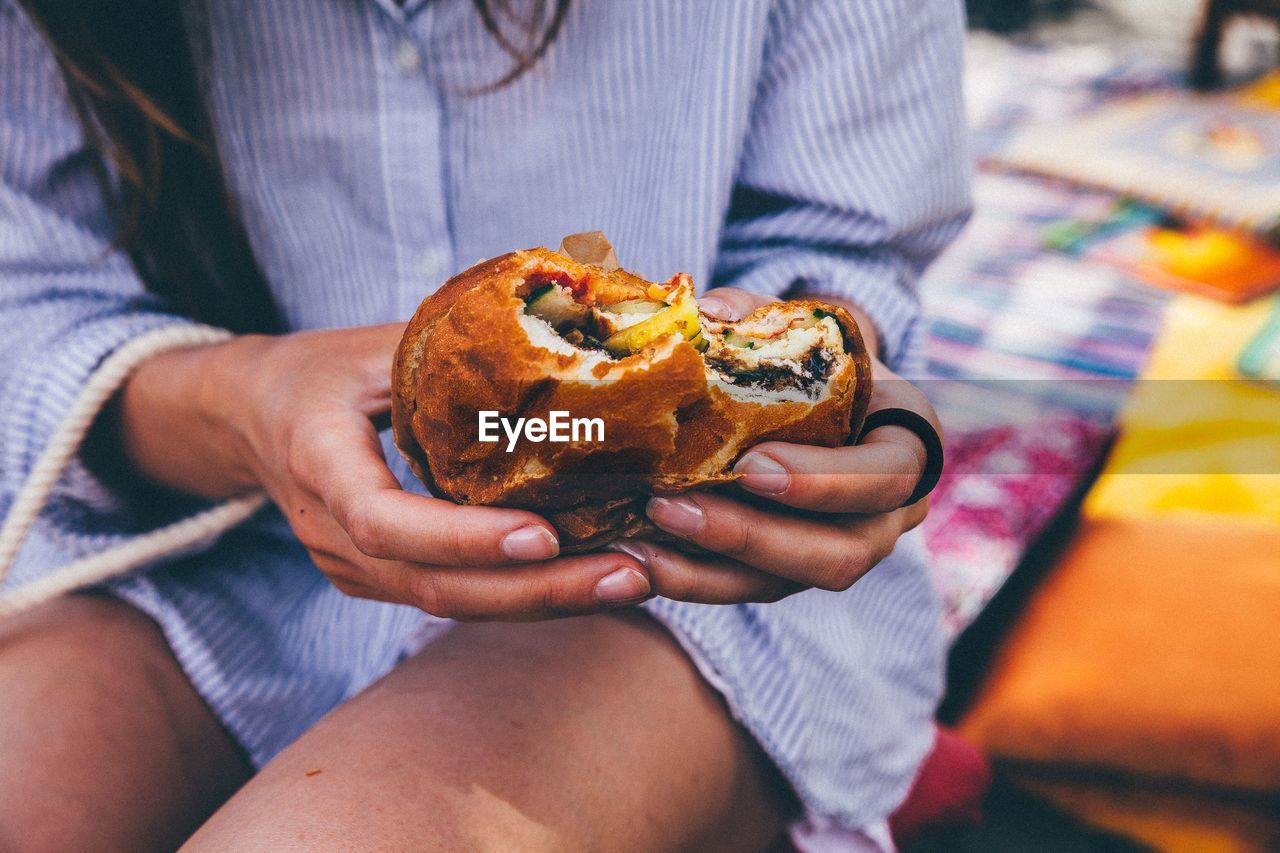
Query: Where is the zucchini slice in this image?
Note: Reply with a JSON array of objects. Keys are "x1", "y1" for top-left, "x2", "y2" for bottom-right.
[
  {"x1": 605, "y1": 299, "x2": 666, "y2": 315},
  {"x1": 602, "y1": 295, "x2": 701, "y2": 356},
  {"x1": 526, "y1": 284, "x2": 590, "y2": 330}
]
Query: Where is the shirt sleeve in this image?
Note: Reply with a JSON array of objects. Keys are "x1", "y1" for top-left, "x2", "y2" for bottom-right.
[
  {"x1": 0, "y1": 2, "x2": 198, "y2": 500},
  {"x1": 712, "y1": 0, "x2": 972, "y2": 376}
]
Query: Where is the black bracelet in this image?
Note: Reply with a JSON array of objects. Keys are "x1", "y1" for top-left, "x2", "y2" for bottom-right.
[{"x1": 857, "y1": 407, "x2": 944, "y2": 507}]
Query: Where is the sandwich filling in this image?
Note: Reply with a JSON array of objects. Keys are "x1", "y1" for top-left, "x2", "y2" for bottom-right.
[{"x1": 517, "y1": 269, "x2": 849, "y2": 402}]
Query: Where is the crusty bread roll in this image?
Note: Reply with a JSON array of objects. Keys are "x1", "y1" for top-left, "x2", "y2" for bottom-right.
[{"x1": 392, "y1": 247, "x2": 872, "y2": 552}]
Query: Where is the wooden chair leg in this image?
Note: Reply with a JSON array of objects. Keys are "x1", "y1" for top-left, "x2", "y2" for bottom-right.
[{"x1": 1192, "y1": 0, "x2": 1229, "y2": 90}]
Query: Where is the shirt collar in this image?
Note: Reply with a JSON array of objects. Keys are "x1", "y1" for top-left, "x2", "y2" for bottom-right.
[{"x1": 370, "y1": 0, "x2": 431, "y2": 23}]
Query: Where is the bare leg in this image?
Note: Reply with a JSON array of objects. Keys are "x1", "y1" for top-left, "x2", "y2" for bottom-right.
[
  {"x1": 189, "y1": 612, "x2": 792, "y2": 852},
  {"x1": 0, "y1": 595, "x2": 251, "y2": 852}
]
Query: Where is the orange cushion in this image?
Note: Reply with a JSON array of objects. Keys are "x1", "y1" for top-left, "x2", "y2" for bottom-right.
[
  {"x1": 1019, "y1": 775, "x2": 1280, "y2": 853},
  {"x1": 960, "y1": 517, "x2": 1280, "y2": 792}
]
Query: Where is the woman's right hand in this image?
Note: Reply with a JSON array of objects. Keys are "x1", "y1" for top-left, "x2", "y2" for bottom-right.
[{"x1": 112, "y1": 324, "x2": 652, "y2": 620}]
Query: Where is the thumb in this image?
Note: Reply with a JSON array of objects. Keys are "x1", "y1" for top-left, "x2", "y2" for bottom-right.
[{"x1": 697, "y1": 287, "x2": 779, "y2": 322}]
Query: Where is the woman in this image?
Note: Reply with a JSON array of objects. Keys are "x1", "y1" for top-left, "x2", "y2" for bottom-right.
[{"x1": 0, "y1": 0, "x2": 970, "y2": 849}]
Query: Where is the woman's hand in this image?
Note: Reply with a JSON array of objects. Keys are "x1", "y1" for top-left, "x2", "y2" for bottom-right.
[
  {"x1": 609, "y1": 288, "x2": 937, "y2": 604},
  {"x1": 113, "y1": 325, "x2": 650, "y2": 620},
  {"x1": 112, "y1": 290, "x2": 931, "y2": 619}
]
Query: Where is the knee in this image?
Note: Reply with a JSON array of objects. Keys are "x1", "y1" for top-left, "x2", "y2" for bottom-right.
[
  {"x1": 402, "y1": 792, "x2": 581, "y2": 853},
  {"x1": 0, "y1": 592, "x2": 158, "y2": 652},
  {"x1": 0, "y1": 594, "x2": 178, "y2": 698},
  {"x1": 188, "y1": 782, "x2": 581, "y2": 852}
]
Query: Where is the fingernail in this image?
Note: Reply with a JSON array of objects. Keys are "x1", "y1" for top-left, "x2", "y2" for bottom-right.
[
  {"x1": 733, "y1": 452, "x2": 790, "y2": 496},
  {"x1": 595, "y1": 567, "x2": 650, "y2": 605},
  {"x1": 647, "y1": 496, "x2": 705, "y2": 537},
  {"x1": 606, "y1": 540, "x2": 650, "y2": 566},
  {"x1": 698, "y1": 297, "x2": 738, "y2": 321},
  {"x1": 500, "y1": 525, "x2": 559, "y2": 561}
]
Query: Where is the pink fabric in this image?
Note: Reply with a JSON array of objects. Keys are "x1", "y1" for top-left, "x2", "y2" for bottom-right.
[
  {"x1": 922, "y1": 417, "x2": 1112, "y2": 635},
  {"x1": 889, "y1": 727, "x2": 991, "y2": 844},
  {"x1": 771, "y1": 727, "x2": 992, "y2": 852}
]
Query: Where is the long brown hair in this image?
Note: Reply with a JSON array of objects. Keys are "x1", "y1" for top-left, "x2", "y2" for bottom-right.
[{"x1": 19, "y1": 1, "x2": 570, "y2": 333}]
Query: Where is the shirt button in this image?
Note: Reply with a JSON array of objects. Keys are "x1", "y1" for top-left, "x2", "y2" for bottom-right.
[
  {"x1": 394, "y1": 38, "x2": 422, "y2": 74},
  {"x1": 417, "y1": 248, "x2": 448, "y2": 281}
]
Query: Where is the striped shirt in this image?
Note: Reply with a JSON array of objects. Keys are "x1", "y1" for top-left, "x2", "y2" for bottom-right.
[{"x1": 0, "y1": 0, "x2": 971, "y2": 835}]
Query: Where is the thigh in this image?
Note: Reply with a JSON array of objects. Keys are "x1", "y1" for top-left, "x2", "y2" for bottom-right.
[
  {"x1": 0, "y1": 594, "x2": 251, "y2": 853},
  {"x1": 188, "y1": 612, "x2": 793, "y2": 852}
]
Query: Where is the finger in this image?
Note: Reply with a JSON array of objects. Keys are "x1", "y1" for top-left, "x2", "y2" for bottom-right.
[
  {"x1": 608, "y1": 541, "x2": 803, "y2": 604},
  {"x1": 303, "y1": 505, "x2": 653, "y2": 620},
  {"x1": 376, "y1": 553, "x2": 652, "y2": 621},
  {"x1": 292, "y1": 412, "x2": 561, "y2": 566},
  {"x1": 696, "y1": 287, "x2": 779, "y2": 321},
  {"x1": 310, "y1": 552, "x2": 401, "y2": 604},
  {"x1": 866, "y1": 364, "x2": 938, "y2": 420},
  {"x1": 645, "y1": 491, "x2": 917, "y2": 591},
  {"x1": 727, "y1": 358, "x2": 943, "y2": 514},
  {"x1": 902, "y1": 497, "x2": 929, "y2": 533},
  {"x1": 731, "y1": 436, "x2": 926, "y2": 514}
]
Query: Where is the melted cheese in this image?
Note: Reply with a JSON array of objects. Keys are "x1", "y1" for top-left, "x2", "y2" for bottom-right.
[
  {"x1": 708, "y1": 317, "x2": 841, "y2": 369},
  {"x1": 518, "y1": 312, "x2": 611, "y2": 376},
  {"x1": 700, "y1": 316, "x2": 843, "y2": 402}
]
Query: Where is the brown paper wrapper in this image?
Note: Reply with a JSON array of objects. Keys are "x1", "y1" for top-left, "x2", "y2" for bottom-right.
[{"x1": 558, "y1": 231, "x2": 619, "y2": 271}]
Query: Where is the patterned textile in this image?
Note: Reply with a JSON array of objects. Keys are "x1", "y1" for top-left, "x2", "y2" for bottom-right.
[
  {"x1": 917, "y1": 169, "x2": 1170, "y2": 635},
  {"x1": 922, "y1": 418, "x2": 1112, "y2": 635},
  {"x1": 917, "y1": 40, "x2": 1178, "y2": 634}
]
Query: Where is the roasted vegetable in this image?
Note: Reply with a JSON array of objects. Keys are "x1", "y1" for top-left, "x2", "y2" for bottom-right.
[
  {"x1": 720, "y1": 329, "x2": 756, "y2": 349},
  {"x1": 602, "y1": 293, "x2": 701, "y2": 355},
  {"x1": 526, "y1": 283, "x2": 590, "y2": 329},
  {"x1": 606, "y1": 299, "x2": 666, "y2": 315}
]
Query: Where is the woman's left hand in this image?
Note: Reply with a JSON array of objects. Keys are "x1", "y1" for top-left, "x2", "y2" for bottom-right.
[{"x1": 610, "y1": 287, "x2": 939, "y2": 604}]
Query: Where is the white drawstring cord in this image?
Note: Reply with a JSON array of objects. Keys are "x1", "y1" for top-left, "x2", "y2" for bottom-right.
[{"x1": 0, "y1": 325, "x2": 268, "y2": 619}]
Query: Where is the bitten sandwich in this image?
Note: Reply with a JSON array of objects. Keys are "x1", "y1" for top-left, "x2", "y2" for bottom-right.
[{"x1": 392, "y1": 245, "x2": 873, "y2": 552}]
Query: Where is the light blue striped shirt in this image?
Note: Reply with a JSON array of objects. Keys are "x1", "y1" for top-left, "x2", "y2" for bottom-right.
[{"x1": 0, "y1": 0, "x2": 970, "y2": 830}]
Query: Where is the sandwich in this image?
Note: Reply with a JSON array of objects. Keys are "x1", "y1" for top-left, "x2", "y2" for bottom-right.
[{"x1": 392, "y1": 245, "x2": 873, "y2": 553}]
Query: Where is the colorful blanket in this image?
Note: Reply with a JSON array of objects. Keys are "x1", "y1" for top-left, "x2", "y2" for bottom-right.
[{"x1": 918, "y1": 41, "x2": 1176, "y2": 634}]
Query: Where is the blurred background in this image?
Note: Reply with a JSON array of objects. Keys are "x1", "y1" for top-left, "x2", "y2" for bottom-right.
[{"x1": 892, "y1": 0, "x2": 1280, "y2": 850}]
